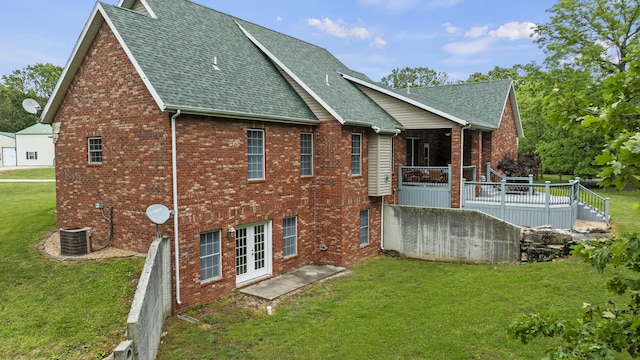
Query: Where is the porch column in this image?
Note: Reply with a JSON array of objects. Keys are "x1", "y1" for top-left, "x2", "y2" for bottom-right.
[
  {"x1": 450, "y1": 124, "x2": 462, "y2": 208},
  {"x1": 469, "y1": 130, "x2": 482, "y2": 181}
]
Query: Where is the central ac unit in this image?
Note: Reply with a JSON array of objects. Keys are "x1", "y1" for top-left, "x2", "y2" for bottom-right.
[{"x1": 59, "y1": 227, "x2": 92, "y2": 255}]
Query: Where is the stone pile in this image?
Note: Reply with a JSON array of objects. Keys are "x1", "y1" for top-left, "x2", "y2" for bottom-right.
[{"x1": 520, "y1": 223, "x2": 611, "y2": 262}]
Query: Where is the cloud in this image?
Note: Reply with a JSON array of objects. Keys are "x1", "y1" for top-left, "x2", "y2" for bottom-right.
[
  {"x1": 276, "y1": 16, "x2": 282, "y2": 22},
  {"x1": 359, "y1": 0, "x2": 420, "y2": 13},
  {"x1": 488, "y1": 21, "x2": 536, "y2": 40},
  {"x1": 443, "y1": 22, "x2": 460, "y2": 35},
  {"x1": 307, "y1": 17, "x2": 370, "y2": 40},
  {"x1": 443, "y1": 37, "x2": 494, "y2": 56},
  {"x1": 371, "y1": 36, "x2": 387, "y2": 48},
  {"x1": 465, "y1": 26, "x2": 489, "y2": 38},
  {"x1": 442, "y1": 21, "x2": 538, "y2": 56}
]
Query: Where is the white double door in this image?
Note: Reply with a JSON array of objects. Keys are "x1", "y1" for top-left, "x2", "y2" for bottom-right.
[{"x1": 235, "y1": 221, "x2": 272, "y2": 285}]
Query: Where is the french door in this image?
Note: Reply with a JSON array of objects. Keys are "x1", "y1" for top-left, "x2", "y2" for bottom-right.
[{"x1": 235, "y1": 221, "x2": 272, "y2": 285}]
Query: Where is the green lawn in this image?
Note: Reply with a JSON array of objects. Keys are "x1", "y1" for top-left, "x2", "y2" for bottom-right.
[
  {"x1": 0, "y1": 167, "x2": 55, "y2": 179},
  {"x1": 157, "y1": 257, "x2": 632, "y2": 359},
  {"x1": 0, "y1": 169, "x2": 144, "y2": 359}
]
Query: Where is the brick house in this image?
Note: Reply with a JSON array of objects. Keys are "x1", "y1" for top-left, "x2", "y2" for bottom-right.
[{"x1": 41, "y1": 0, "x2": 522, "y2": 311}]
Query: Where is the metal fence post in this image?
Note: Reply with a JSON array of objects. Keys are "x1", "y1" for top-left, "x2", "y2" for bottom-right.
[
  {"x1": 461, "y1": 178, "x2": 466, "y2": 207},
  {"x1": 500, "y1": 179, "x2": 506, "y2": 220},
  {"x1": 545, "y1": 181, "x2": 551, "y2": 225},
  {"x1": 528, "y1": 174, "x2": 534, "y2": 195}
]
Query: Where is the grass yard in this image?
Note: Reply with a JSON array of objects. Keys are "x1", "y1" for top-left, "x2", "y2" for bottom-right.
[
  {"x1": 0, "y1": 169, "x2": 144, "y2": 359},
  {"x1": 157, "y1": 258, "x2": 632, "y2": 359},
  {"x1": 157, "y1": 184, "x2": 640, "y2": 359}
]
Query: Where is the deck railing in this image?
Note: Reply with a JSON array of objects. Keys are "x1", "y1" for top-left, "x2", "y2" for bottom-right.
[
  {"x1": 462, "y1": 178, "x2": 610, "y2": 226},
  {"x1": 400, "y1": 165, "x2": 450, "y2": 187}
]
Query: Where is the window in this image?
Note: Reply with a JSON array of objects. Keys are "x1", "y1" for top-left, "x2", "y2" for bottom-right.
[
  {"x1": 247, "y1": 130, "x2": 264, "y2": 180},
  {"x1": 200, "y1": 231, "x2": 221, "y2": 282},
  {"x1": 406, "y1": 138, "x2": 419, "y2": 166},
  {"x1": 26, "y1": 152, "x2": 37, "y2": 160},
  {"x1": 300, "y1": 133, "x2": 313, "y2": 176},
  {"x1": 351, "y1": 133, "x2": 362, "y2": 176},
  {"x1": 359, "y1": 209, "x2": 369, "y2": 246},
  {"x1": 283, "y1": 216, "x2": 297, "y2": 258},
  {"x1": 88, "y1": 137, "x2": 103, "y2": 164}
]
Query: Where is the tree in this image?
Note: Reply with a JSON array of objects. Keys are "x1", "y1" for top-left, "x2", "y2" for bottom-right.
[
  {"x1": 0, "y1": 63, "x2": 62, "y2": 133},
  {"x1": 507, "y1": 48, "x2": 640, "y2": 360},
  {"x1": 379, "y1": 66, "x2": 452, "y2": 88},
  {"x1": 535, "y1": 0, "x2": 640, "y2": 76},
  {"x1": 590, "y1": 45, "x2": 640, "y2": 190},
  {"x1": 508, "y1": 233, "x2": 640, "y2": 358}
]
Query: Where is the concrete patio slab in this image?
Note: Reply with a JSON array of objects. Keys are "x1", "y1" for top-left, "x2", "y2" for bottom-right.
[{"x1": 239, "y1": 264, "x2": 345, "y2": 300}]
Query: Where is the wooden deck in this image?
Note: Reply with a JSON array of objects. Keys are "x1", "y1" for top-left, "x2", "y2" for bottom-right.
[{"x1": 397, "y1": 165, "x2": 610, "y2": 229}]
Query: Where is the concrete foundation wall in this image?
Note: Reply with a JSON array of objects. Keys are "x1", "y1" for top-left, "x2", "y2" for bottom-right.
[
  {"x1": 383, "y1": 205, "x2": 521, "y2": 263},
  {"x1": 125, "y1": 236, "x2": 171, "y2": 360}
]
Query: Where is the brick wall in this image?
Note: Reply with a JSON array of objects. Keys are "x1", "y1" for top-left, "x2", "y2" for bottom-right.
[
  {"x1": 489, "y1": 96, "x2": 519, "y2": 166},
  {"x1": 54, "y1": 22, "x2": 173, "y2": 254},
  {"x1": 54, "y1": 22, "x2": 381, "y2": 311}
]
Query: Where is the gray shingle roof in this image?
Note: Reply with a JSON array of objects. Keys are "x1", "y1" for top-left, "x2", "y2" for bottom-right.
[
  {"x1": 235, "y1": 19, "x2": 401, "y2": 132},
  {"x1": 44, "y1": 0, "x2": 515, "y2": 136},
  {"x1": 100, "y1": 0, "x2": 319, "y2": 122},
  {"x1": 407, "y1": 80, "x2": 514, "y2": 129}
]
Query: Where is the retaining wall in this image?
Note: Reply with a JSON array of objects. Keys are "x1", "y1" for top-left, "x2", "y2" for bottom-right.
[
  {"x1": 383, "y1": 205, "x2": 521, "y2": 263},
  {"x1": 116, "y1": 236, "x2": 171, "y2": 360}
]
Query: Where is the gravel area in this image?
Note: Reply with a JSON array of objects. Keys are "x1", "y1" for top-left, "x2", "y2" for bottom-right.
[{"x1": 39, "y1": 231, "x2": 145, "y2": 261}]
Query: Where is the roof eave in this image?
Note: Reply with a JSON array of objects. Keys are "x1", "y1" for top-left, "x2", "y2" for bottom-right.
[{"x1": 163, "y1": 105, "x2": 320, "y2": 126}]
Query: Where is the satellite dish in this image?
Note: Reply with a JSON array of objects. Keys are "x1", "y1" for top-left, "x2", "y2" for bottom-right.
[
  {"x1": 146, "y1": 204, "x2": 171, "y2": 225},
  {"x1": 22, "y1": 98, "x2": 41, "y2": 115}
]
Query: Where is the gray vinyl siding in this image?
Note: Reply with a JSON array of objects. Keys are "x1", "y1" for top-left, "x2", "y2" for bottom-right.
[{"x1": 368, "y1": 134, "x2": 393, "y2": 196}]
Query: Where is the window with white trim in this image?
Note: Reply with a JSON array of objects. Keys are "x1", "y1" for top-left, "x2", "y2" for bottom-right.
[
  {"x1": 283, "y1": 216, "x2": 297, "y2": 258},
  {"x1": 359, "y1": 209, "x2": 369, "y2": 246},
  {"x1": 26, "y1": 152, "x2": 37, "y2": 160},
  {"x1": 247, "y1": 129, "x2": 265, "y2": 180},
  {"x1": 88, "y1": 137, "x2": 103, "y2": 164},
  {"x1": 351, "y1": 133, "x2": 362, "y2": 176},
  {"x1": 200, "y1": 230, "x2": 221, "y2": 282},
  {"x1": 300, "y1": 133, "x2": 313, "y2": 176}
]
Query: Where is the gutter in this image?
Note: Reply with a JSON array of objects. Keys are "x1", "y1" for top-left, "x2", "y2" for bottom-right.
[
  {"x1": 163, "y1": 104, "x2": 319, "y2": 126},
  {"x1": 171, "y1": 110, "x2": 182, "y2": 305}
]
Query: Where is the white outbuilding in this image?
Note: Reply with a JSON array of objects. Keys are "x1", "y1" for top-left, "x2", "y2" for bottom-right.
[
  {"x1": 15, "y1": 124, "x2": 54, "y2": 166},
  {"x1": 0, "y1": 132, "x2": 16, "y2": 167}
]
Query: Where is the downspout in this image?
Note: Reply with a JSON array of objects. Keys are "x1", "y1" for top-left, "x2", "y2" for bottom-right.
[{"x1": 171, "y1": 109, "x2": 182, "y2": 305}]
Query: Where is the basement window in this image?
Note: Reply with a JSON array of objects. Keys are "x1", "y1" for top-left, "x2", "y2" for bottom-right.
[
  {"x1": 283, "y1": 216, "x2": 298, "y2": 258},
  {"x1": 200, "y1": 230, "x2": 222, "y2": 282},
  {"x1": 359, "y1": 209, "x2": 369, "y2": 246}
]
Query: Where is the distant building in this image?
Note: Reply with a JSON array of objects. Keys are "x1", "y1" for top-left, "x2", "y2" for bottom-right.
[
  {"x1": 15, "y1": 124, "x2": 54, "y2": 166},
  {"x1": 0, "y1": 132, "x2": 16, "y2": 167}
]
